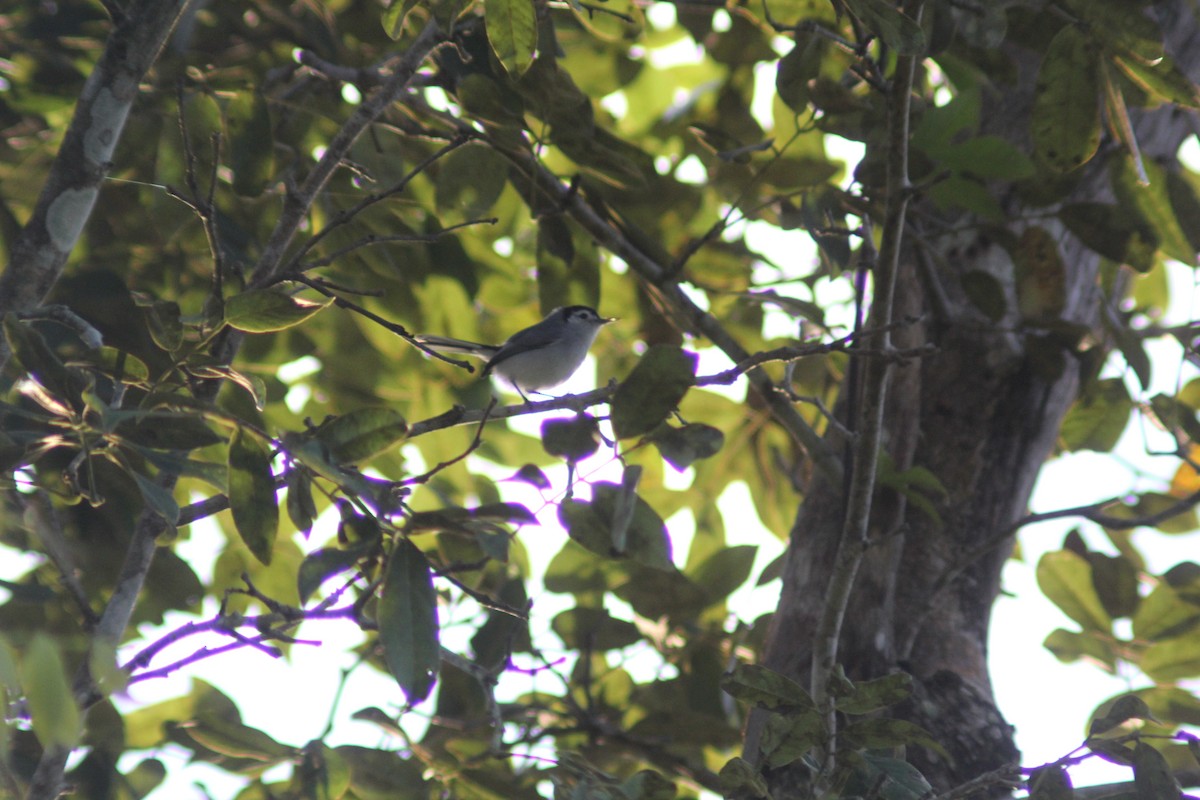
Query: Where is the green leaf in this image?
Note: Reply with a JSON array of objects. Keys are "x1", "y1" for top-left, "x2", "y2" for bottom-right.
[
  {"x1": 845, "y1": 0, "x2": 925, "y2": 54},
  {"x1": 686, "y1": 545, "x2": 756, "y2": 606},
  {"x1": 226, "y1": 90, "x2": 275, "y2": 197},
  {"x1": 761, "y1": 710, "x2": 827, "y2": 769},
  {"x1": 379, "y1": 539, "x2": 440, "y2": 704},
  {"x1": 298, "y1": 547, "x2": 364, "y2": 606},
  {"x1": 1031, "y1": 25, "x2": 1101, "y2": 172},
  {"x1": 649, "y1": 423, "x2": 725, "y2": 471},
  {"x1": 720, "y1": 663, "x2": 815, "y2": 712},
  {"x1": 937, "y1": 135, "x2": 1035, "y2": 181},
  {"x1": 22, "y1": 635, "x2": 80, "y2": 750},
  {"x1": 435, "y1": 143, "x2": 510, "y2": 216},
  {"x1": 185, "y1": 716, "x2": 293, "y2": 761},
  {"x1": 558, "y1": 481, "x2": 673, "y2": 570},
  {"x1": 1060, "y1": 378, "x2": 1132, "y2": 453},
  {"x1": 835, "y1": 672, "x2": 913, "y2": 715},
  {"x1": 3, "y1": 313, "x2": 82, "y2": 406},
  {"x1": 839, "y1": 717, "x2": 948, "y2": 759},
  {"x1": 1133, "y1": 742, "x2": 1180, "y2": 800},
  {"x1": 1028, "y1": 764, "x2": 1073, "y2": 800},
  {"x1": 317, "y1": 407, "x2": 409, "y2": 463},
  {"x1": 285, "y1": 468, "x2": 317, "y2": 535},
  {"x1": 1065, "y1": 0, "x2": 1163, "y2": 64},
  {"x1": 544, "y1": 540, "x2": 614, "y2": 595},
  {"x1": 1113, "y1": 156, "x2": 1196, "y2": 266},
  {"x1": 1131, "y1": 581, "x2": 1200, "y2": 642},
  {"x1": 132, "y1": 471, "x2": 181, "y2": 525},
  {"x1": 228, "y1": 427, "x2": 279, "y2": 566},
  {"x1": 1043, "y1": 628, "x2": 1116, "y2": 669},
  {"x1": 1036, "y1": 550, "x2": 1112, "y2": 633},
  {"x1": 70, "y1": 346, "x2": 150, "y2": 384},
  {"x1": 224, "y1": 289, "x2": 332, "y2": 333},
  {"x1": 551, "y1": 607, "x2": 642, "y2": 650},
  {"x1": 611, "y1": 345, "x2": 698, "y2": 439},
  {"x1": 1060, "y1": 202, "x2": 1157, "y2": 272},
  {"x1": 960, "y1": 270, "x2": 1007, "y2": 322},
  {"x1": 485, "y1": 0, "x2": 536, "y2": 77},
  {"x1": 718, "y1": 757, "x2": 771, "y2": 799},
  {"x1": 541, "y1": 414, "x2": 601, "y2": 462},
  {"x1": 1115, "y1": 54, "x2": 1200, "y2": 110},
  {"x1": 381, "y1": 0, "x2": 421, "y2": 39},
  {"x1": 1140, "y1": 636, "x2": 1200, "y2": 682},
  {"x1": 1088, "y1": 552, "x2": 1140, "y2": 620},
  {"x1": 776, "y1": 31, "x2": 826, "y2": 113}
]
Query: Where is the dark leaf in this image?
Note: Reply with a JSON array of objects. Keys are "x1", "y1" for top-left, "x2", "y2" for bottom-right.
[
  {"x1": 226, "y1": 90, "x2": 274, "y2": 197},
  {"x1": 649, "y1": 423, "x2": 725, "y2": 471},
  {"x1": 316, "y1": 407, "x2": 409, "y2": 463},
  {"x1": 378, "y1": 539, "x2": 440, "y2": 704},
  {"x1": 551, "y1": 607, "x2": 641, "y2": 651},
  {"x1": 611, "y1": 345, "x2": 697, "y2": 439},
  {"x1": 721, "y1": 663, "x2": 814, "y2": 712},
  {"x1": 227, "y1": 427, "x2": 278, "y2": 566},
  {"x1": 541, "y1": 414, "x2": 601, "y2": 462},
  {"x1": 297, "y1": 548, "x2": 364, "y2": 606}
]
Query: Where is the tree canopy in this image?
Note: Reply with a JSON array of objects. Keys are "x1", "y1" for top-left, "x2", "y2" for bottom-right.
[{"x1": 2, "y1": 1, "x2": 1200, "y2": 799}]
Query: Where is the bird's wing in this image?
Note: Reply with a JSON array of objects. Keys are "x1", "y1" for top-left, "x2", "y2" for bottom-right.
[{"x1": 482, "y1": 323, "x2": 559, "y2": 374}]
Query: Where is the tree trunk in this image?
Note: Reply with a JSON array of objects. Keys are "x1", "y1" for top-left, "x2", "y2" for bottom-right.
[{"x1": 754, "y1": 6, "x2": 1200, "y2": 795}]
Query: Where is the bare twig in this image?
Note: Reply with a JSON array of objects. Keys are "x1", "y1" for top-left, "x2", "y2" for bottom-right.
[
  {"x1": 405, "y1": 397, "x2": 497, "y2": 484},
  {"x1": 24, "y1": 492, "x2": 98, "y2": 628},
  {"x1": 290, "y1": 273, "x2": 475, "y2": 369},
  {"x1": 282, "y1": 135, "x2": 475, "y2": 275},
  {"x1": 297, "y1": 217, "x2": 497, "y2": 272},
  {"x1": 811, "y1": 1, "x2": 923, "y2": 783},
  {"x1": 248, "y1": 21, "x2": 447, "y2": 291}
]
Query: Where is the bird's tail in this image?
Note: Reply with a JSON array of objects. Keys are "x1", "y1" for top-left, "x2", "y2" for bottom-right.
[{"x1": 412, "y1": 334, "x2": 496, "y2": 358}]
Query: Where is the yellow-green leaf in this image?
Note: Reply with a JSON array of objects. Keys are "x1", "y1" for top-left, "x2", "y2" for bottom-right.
[
  {"x1": 1036, "y1": 550, "x2": 1112, "y2": 633},
  {"x1": 1032, "y1": 26, "x2": 1101, "y2": 172},
  {"x1": 485, "y1": 0, "x2": 536, "y2": 77},
  {"x1": 22, "y1": 635, "x2": 80, "y2": 750},
  {"x1": 224, "y1": 289, "x2": 332, "y2": 333}
]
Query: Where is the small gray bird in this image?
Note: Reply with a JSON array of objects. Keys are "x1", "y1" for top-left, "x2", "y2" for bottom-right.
[{"x1": 416, "y1": 305, "x2": 613, "y2": 400}]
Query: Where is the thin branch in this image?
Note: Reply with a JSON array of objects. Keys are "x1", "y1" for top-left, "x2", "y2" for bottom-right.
[
  {"x1": 930, "y1": 764, "x2": 1024, "y2": 800},
  {"x1": 281, "y1": 135, "x2": 476, "y2": 275},
  {"x1": 248, "y1": 20, "x2": 446, "y2": 290},
  {"x1": 291, "y1": 273, "x2": 475, "y2": 368},
  {"x1": 24, "y1": 491, "x2": 98, "y2": 628},
  {"x1": 811, "y1": 2, "x2": 923, "y2": 783},
  {"x1": 404, "y1": 397, "x2": 496, "y2": 484},
  {"x1": 482, "y1": 135, "x2": 843, "y2": 482},
  {"x1": 296, "y1": 218, "x2": 497, "y2": 272}
]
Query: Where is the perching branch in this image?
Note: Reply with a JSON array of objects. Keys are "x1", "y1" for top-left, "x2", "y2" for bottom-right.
[{"x1": 485, "y1": 138, "x2": 843, "y2": 483}]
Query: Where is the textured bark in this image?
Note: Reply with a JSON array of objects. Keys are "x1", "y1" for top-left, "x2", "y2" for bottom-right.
[
  {"x1": 753, "y1": 6, "x2": 1200, "y2": 796},
  {"x1": 0, "y1": 0, "x2": 195, "y2": 376}
]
